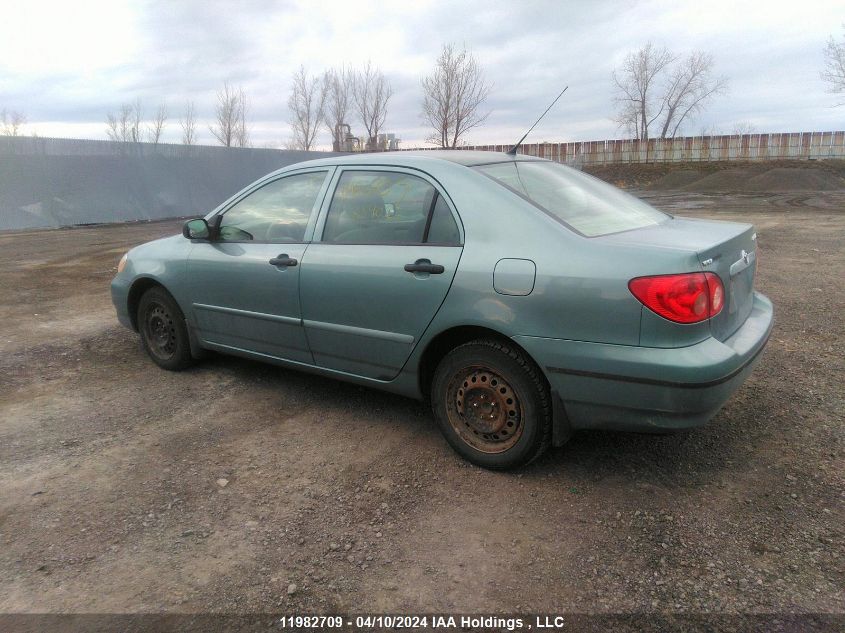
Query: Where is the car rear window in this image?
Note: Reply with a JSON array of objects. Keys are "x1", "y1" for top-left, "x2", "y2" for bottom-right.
[{"x1": 474, "y1": 161, "x2": 668, "y2": 237}]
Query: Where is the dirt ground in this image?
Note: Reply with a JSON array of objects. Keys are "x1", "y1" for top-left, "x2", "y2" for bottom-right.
[
  {"x1": 585, "y1": 159, "x2": 845, "y2": 192},
  {"x1": 0, "y1": 191, "x2": 843, "y2": 622}
]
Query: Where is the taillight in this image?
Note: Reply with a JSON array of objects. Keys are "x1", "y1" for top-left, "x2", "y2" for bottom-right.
[{"x1": 629, "y1": 272, "x2": 724, "y2": 324}]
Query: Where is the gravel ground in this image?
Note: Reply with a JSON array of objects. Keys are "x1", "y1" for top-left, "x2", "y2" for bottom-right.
[{"x1": 0, "y1": 192, "x2": 842, "y2": 626}]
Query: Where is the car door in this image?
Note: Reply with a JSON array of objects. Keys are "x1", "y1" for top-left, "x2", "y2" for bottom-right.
[
  {"x1": 186, "y1": 168, "x2": 332, "y2": 362},
  {"x1": 299, "y1": 167, "x2": 464, "y2": 380}
]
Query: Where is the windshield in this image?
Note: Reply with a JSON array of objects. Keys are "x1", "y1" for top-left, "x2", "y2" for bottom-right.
[{"x1": 474, "y1": 161, "x2": 668, "y2": 237}]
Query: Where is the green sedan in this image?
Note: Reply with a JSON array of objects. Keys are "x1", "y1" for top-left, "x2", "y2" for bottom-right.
[{"x1": 111, "y1": 151, "x2": 773, "y2": 469}]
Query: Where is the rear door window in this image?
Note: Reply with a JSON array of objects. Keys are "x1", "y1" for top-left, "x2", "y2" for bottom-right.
[
  {"x1": 322, "y1": 171, "x2": 444, "y2": 244},
  {"x1": 425, "y1": 195, "x2": 461, "y2": 245}
]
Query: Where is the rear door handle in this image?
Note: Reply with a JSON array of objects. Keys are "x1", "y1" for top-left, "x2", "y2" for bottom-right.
[
  {"x1": 404, "y1": 258, "x2": 445, "y2": 274},
  {"x1": 269, "y1": 254, "x2": 298, "y2": 267}
]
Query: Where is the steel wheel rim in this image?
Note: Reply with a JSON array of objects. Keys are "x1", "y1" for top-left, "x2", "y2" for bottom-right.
[
  {"x1": 144, "y1": 302, "x2": 177, "y2": 359},
  {"x1": 445, "y1": 366, "x2": 524, "y2": 454}
]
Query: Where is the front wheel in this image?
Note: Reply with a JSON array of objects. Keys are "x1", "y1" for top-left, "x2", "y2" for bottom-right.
[
  {"x1": 138, "y1": 287, "x2": 194, "y2": 371},
  {"x1": 431, "y1": 339, "x2": 552, "y2": 469}
]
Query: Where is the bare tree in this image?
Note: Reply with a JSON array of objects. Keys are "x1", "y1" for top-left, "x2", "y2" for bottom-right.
[
  {"x1": 352, "y1": 62, "x2": 393, "y2": 150},
  {"x1": 613, "y1": 43, "x2": 675, "y2": 141},
  {"x1": 324, "y1": 66, "x2": 354, "y2": 151},
  {"x1": 288, "y1": 65, "x2": 327, "y2": 151},
  {"x1": 180, "y1": 101, "x2": 197, "y2": 145},
  {"x1": 129, "y1": 98, "x2": 143, "y2": 142},
  {"x1": 210, "y1": 82, "x2": 250, "y2": 147},
  {"x1": 281, "y1": 137, "x2": 303, "y2": 150},
  {"x1": 421, "y1": 43, "x2": 492, "y2": 148},
  {"x1": 658, "y1": 52, "x2": 727, "y2": 138},
  {"x1": 698, "y1": 123, "x2": 720, "y2": 137},
  {"x1": 613, "y1": 43, "x2": 727, "y2": 140},
  {"x1": 209, "y1": 83, "x2": 237, "y2": 147},
  {"x1": 235, "y1": 86, "x2": 251, "y2": 147},
  {"x1": 822, "y1": 24, "x2": 845, "y2": 104},
  {"x1": 614, "y1": 101, "x2": 643, "y2": 139},
  {"x1": 106, "y1": 105, "x2": 128, "y2": 142},
  {"x1": 732, "y1": 121, "x2": 756, "y2": 135},
  {"x1": 147, "y1": 102, "x2": 168, "y2": 144},
  {"x1": 1, "y1": 109, "x2": 26, "y2": 136},
  {"x1": 106, "y1": 101, "x2": 143, "y2": 143}
]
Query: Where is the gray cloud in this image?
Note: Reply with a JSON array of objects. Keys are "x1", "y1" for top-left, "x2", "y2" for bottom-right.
[{"x1": 1, "y1": 0, "x2": 841, "y2": 148}]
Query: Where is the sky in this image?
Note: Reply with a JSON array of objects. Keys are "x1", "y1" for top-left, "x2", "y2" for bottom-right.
[{"x1": 0, "y1": 0, "x2": 842, "y2": 150}]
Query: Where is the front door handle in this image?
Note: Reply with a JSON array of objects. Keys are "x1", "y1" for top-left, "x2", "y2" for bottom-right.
[
  {"x1": 269, "y1": 254, "x2": 298, "y2": 267},
  {"x1": 404, "y1": 258, "x2": 445, "y2": 274}
]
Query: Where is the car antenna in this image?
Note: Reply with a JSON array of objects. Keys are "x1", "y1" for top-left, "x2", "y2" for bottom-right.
[{"x1": 506, "y1": 85, "x2": 568, "y2": 156}]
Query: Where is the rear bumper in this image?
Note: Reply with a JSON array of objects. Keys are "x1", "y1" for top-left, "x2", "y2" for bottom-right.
[{"x1": 514, "y1": 291, "x2": 773, "y2": 438}]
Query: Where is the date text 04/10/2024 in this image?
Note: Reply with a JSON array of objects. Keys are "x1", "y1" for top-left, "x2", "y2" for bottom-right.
[{"x1": 278, "y1": 615, "x2": 573, "y2": 630}]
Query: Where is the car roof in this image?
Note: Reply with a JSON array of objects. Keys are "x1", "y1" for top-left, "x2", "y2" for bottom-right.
[
  {"x1": 274, "y1": 149, "x2": 547, "y2": 174},
  {"x1": 388, "y1": 150, "x2": 543, "y2": 166}
]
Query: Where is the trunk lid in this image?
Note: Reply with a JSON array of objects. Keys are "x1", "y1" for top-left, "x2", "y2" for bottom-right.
[
  {"x1": 601, "y1": 217, "x2": 758, "y2": 341},
  {"x1": 695, "y1": 221, "x2": 757, "y2": 341}
]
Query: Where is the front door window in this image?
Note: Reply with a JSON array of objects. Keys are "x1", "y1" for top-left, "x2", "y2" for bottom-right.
[{"x1": 219, "y1": 171, "x2": 327, "y2": 242}]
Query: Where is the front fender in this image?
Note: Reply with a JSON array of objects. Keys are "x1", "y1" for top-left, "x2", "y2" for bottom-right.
[{"x1": 110, "y1": 234, "x2": 193, "y2": 329}]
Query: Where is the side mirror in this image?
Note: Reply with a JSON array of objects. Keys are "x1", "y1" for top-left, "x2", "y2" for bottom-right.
[{"x1": 183, "y1": 218, "x2": 210, "y2": 240}]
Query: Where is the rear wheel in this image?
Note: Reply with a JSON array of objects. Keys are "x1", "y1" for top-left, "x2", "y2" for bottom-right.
[
  {"x1": 431, "y1": 339, "x2": 552, "y2": 469},
  {"x1": 138, "y1": 287, "x2": 194, "y2": 371}
]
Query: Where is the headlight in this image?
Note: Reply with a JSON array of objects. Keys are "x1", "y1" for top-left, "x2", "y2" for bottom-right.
[{"x1": 117, "y1": 253, "x2": 128, "y2": 273}]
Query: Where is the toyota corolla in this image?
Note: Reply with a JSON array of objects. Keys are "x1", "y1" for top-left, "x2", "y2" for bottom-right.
[{"x1": 111, "y1": 151, "x2": 773, "y2": 469}]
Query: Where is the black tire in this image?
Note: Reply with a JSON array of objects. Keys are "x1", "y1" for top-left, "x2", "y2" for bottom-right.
[
  {"x1": 431, "y1": 339, "x2": 552, "y2": 469},
  {"x1": 137, "y1": 286, "x2": 194, "y2": 371}
]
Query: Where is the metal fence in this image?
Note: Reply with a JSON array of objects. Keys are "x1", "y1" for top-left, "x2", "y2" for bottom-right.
[
  {"x1": 0, "y1": 136, "x2": 341, "y2": 231},
  {"x1": 0, "y1": 135, "x2": 327, "y2": 160},
  {"x1": 403, "y1": 131, "x2": 845, "y2": 165}
]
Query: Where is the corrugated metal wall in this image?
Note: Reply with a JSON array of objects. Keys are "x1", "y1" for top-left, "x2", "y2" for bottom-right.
[
  {"x1": 405, "y1": 131, "x2": 845, "y2": 164},
  {"x1": 0, "y1": 136, "x2": 341, "y2": 231}
]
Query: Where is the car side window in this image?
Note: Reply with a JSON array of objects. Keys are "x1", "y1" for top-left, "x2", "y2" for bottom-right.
[
  {"x1": 218, "y1": 171, "x2": 327, "y2": 242},
  {"x1": 425, "y1": 195, "x2": 461, "y2": 245},
  {"x1": 322, "y1": 171, "x2": 437, "y2": 244}
]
